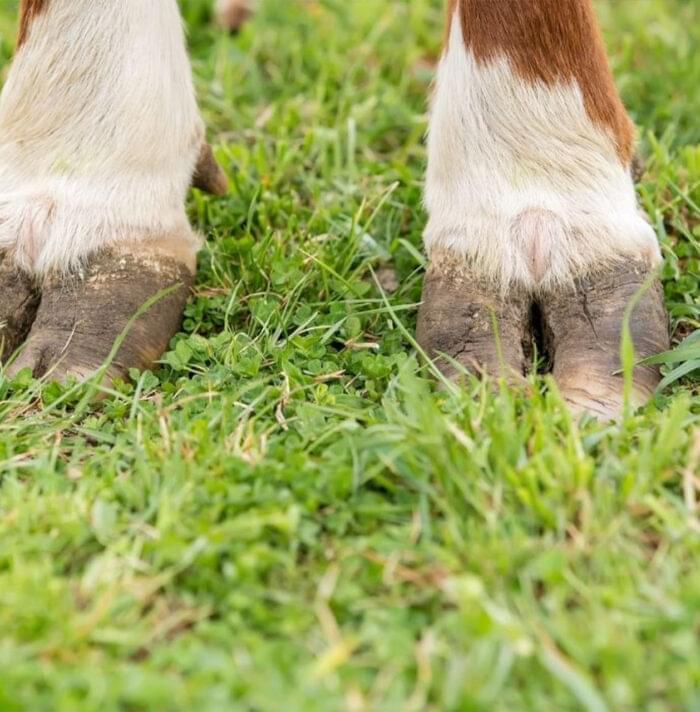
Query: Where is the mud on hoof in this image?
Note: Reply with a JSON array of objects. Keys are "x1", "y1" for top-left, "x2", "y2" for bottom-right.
[
  {"x1": 540, "y1": 260, "x2": 669, "y2": 419},
  {"x1": 10, "y1": 251, "x2": 193, "y2": 383},
  {"x1": 417, "y1": 253, "x2": 531, "y2": 382},
  {"x1": 0, "y1": 252, "x2": 40, "y2": 361}
]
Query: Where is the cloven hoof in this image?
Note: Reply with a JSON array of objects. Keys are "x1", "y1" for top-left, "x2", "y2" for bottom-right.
[
  {"x1": 7, "y1": 250, "x2": 193, "y2": 384},
  {"x1": 215, "y1": 0, "x2": 254, "y2": 32},
  {"x1": 417, "y1": 255, "x2": 670, "y2": 420}
]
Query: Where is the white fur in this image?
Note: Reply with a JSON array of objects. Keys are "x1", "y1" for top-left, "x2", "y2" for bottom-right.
[
  {"x1": 424, "y1": 15, "x2": 660, "y2": 292},
  {"x1": 0, "y1": 0, "x2": 203, "y2": 274}
]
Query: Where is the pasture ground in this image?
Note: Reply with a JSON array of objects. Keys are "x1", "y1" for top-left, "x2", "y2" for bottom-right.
[{"x1": 0, "y1": 0, "x2": 698, "y2": 709}]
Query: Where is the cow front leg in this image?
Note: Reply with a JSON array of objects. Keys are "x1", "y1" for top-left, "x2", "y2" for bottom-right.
[
  {"x1": 419, "y1": 0, "x2": 669, "y2": 417},
  {"x1": 0, "y1": 0, "x2": 213, "y2": 381}
]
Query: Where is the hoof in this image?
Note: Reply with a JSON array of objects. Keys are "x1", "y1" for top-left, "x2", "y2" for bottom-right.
[
  {"x1": 0, "y1": 251, "x2": 40, "y2": 361},
  {"x1": 9, "y1": 250, "x2": 193, "y2": 383},
  {"x1": 215, "y1": 0, "x2": 253, "y2": 32},
  {"x1": 417, "y1": 253, "x2": 531, "y2": 382},
  {"x1": 540, "y1": 260, "x2": 669, "y2": 420}
]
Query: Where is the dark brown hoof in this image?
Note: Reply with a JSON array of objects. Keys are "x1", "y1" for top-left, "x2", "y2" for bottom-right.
[
  {"x1": 216, "y1": 0, "x2": 253, "y2": 32},
  {"x1": 9, "y1": 250, "x2": 193, "y2": 383},
  {"x1": 0, "y1": 251, "x2": 40, "y2": 362},
  {"x1": 540, "y1": 260, "x2": 669, "y2": 419},
  {"x1": 417, "y1": 252, "x2": 531, "y2": 382}
]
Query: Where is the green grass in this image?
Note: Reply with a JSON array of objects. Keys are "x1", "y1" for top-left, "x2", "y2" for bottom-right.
[{"x1": 0, "y1": 0, "x2": 699, "y2": 709}]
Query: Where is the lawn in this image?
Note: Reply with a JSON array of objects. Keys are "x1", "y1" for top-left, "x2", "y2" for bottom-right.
[{"x1": 0, "y1": 0, "x2": 699, "y2": 709}]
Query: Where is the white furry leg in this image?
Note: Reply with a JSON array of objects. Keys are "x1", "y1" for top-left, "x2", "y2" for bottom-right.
[
  {"x1": 0, "y1": 0, "x2": 205, "y2": 275},
  {"x1": 423, "y1": 15, "x2": 660, "y2": 294},
  {"x1": 418, "y1": 8, "x2": 669, "y2": 418},
  {"x1": 0, "y1": 0, "x2": 211, "y2": 379}
]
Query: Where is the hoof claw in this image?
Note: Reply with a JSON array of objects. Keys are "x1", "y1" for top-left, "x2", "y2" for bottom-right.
[
  {"x1": 8, "y1": 250, "x2": 192, "y2": 384},
  {"x1": 541, "y1": 260, "x2": 669, "y2": 420},
  {"x1": 417, "y1": 253, "x2": 531, "y2": 383},
  {"x1": 0, "y1": 252, "x2": 40, "y2": 362}
]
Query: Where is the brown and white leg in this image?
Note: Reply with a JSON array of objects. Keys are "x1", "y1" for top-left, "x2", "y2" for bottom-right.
[
  {"x1": 0, "y1": 0, "x2": 221, "y2": 380},
  {"x1": 215, "y1": 0, "x2": 254, "y2": 32},
  {"x1": 418, "y1": 0, "x2": 669, "y2": 417}
]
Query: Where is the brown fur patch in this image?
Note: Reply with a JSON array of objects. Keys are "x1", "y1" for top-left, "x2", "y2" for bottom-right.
[
  {"x1": 17, "y1": 0, "x2": 48, "y2": 48},
  {"x1": 446, "y1": 0, "x2": 634, "y2": 164}
]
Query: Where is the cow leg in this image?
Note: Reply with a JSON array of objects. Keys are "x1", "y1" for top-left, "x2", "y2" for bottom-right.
[
  {"x1": 0, "y1": 0, "x2": 217, "y2": 382},
  {"x1": 418, "y1": 0, "x2": 669, "y2": 417},
  {"x1": 215, "y1": 0, "x2": 254, "y2": 32}
]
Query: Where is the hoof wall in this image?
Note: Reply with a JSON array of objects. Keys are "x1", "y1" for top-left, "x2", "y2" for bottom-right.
[
  {"x1": 9, "y1": 251, "x2": 192, "y2": 384},
  {"x1": 0, "y1": 252, "x2": 40, "y2": 361},
  {"x1": 418, "y1": 253, "x2": 670, "y2": 419},
  {"x1": 417, "y1": 255, "x2": 531, "y2": 383},
  {"x1": 541, "y1": 260, "x2": 669, "y2": 419}
]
